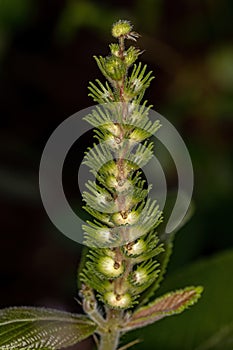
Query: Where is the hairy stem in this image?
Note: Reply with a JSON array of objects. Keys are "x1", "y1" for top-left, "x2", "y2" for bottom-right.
[
  {"x1": 99, "y1": 309, "x2": 122, "y2": 350},
  {"x1": 99, "y1": 329, "x2": 120, "y2": 350}
]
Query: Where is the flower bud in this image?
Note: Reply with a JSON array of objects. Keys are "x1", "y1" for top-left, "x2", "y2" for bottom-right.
[
  {"x1": 97, "y1": 256, "x2": 124, "y2": 278},
  {"x1": 104, "y1": 291, "x2": 132, "y2": 309},
  {"x1": 124, "y1": 47, "x2": 141, "y2": 67},
  {"x1": 129, "y1": 260, "x2": 160, "y2": 287},
  {"x1": 103, "y1": 122, "x2": 121, "y2": 137},
  {"x1": 130, "y1": 128, "x2": 150, "y2": 142},
  {"x1": 109, "y1": 43, "x2": 120, "y2": 57},
  {"x1": 129, "y1": 267, "x2": 150, "y2": 286},
  {"x1": 104, "y1": 56, "x2": 126, "y2": 81},
  {"x1": 112, "y1": 210, "x2": 139, "y2": 225},
  {"x1": 123, "y1": 238, "x2": 147, "y2": 257},
  {"x1": 112, "y1": 20, "x2": 132, "y2": 38}
]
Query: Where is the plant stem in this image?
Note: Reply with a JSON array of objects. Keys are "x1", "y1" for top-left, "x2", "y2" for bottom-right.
[
  {"x1": 98, "y1": 309, "x2": 122, "y2": 350},
  {"x1": 99, "y1": 329, "x2": 120, "y2": 350}
]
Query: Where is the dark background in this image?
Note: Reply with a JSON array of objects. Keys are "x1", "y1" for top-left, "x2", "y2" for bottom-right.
[{"x1": 0, "y1": 1, "x2": 232, "y2": 349}]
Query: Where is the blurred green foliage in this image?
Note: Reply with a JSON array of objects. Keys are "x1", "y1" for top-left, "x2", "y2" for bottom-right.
[
  {"x1": 0, "y1": 0, "x2": 33, "y2": 57},
  {"x1": 124, "y1": 249, "x2": 233, "y2": 350},
  {"x1": 57, "y1": 1, "x2": 118, "y2": 40},
  {"x1": 0, "y1": 0, "x2": 32, "y2": 29}
]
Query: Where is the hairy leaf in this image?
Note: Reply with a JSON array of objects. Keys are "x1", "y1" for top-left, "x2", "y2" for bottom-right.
[
  {"x1": 123, "y1": 250, "x2": 233, "y2": 350},
  {"x1": 124, "y1": 286, "x2": 203, "y2": 331},
  {"x1": 0, "y1": 307, "x2": 97, "y2": 349}
]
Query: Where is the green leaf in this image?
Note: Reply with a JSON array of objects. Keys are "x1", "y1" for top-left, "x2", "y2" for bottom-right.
[
  {"x1": 123, "y1": 249, "x2": 233, "y2": 350},
  {"x1": 194, "y1": 322, "x2": 233, "y2": 350},
  {"x1": 124, "y1": 286, "x2": 202, "y2": 331},
  {"x1": 0, "y1": 307, "x2": 97, "y2": 349}
]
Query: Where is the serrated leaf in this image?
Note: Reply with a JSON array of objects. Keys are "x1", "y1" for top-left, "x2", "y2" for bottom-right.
[
  {"x1": 123, "y1": 249, "x2": 233, "y2": 350},
  {"x1": 124, "y1": 286, "x2": 203, "y2": 331},
  {"x1": 0, "y1": 307, "x2": 97, "y2": 349}
]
